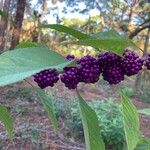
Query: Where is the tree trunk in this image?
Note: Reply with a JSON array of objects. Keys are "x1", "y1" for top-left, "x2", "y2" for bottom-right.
[
  {"x1": 10, "y1": 0, "x2": 26, "y2": 49},
  {"x1": 0, "y1": 0, "x2": 4, "y2": 10},
  {"x1": 0, "y1": 0, "x2": 11, "y2": 51}
]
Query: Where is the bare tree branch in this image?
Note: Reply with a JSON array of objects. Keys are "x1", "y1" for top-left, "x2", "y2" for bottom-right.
[
  {"x1": 139, "y1": 18, "x2": 150, "y2": 26},
  {"x1": 129, "y1": 24, "x2": 150, "y2": 39}
]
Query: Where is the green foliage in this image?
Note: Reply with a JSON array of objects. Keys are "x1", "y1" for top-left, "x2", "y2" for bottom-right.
[
  {"x1": 16, "y1": 41, "x2": 41, "y2": 48},
  {"x1": 0, "y1": 10, "x2": 5, "y2": 17},
  {"x1": 76, "y1": 30, "x2": 134, "y2": 55},
  {"x1": 91, "y1": 99, "x2": 125, "y2": 150},
  {"x1": 138, "y1": 108, "x2": 150, "y2": 116},
  {"x1": 0, "y1": 47, "x2": 75, "y2": 87},
  {"x1": 17, "y1": 123, "x2": 45, "y2": 149},
  {"x1": 137, "y1": 81, "x2": 150, "y2": 103},
  {"x1": 121, "y1": 90, "x2": 140, "y2": 150},
  {"x1": 135, "y1": 137, "x2": 150, "y2": 150},
  {"x1": 0, "y1": 105, "x2": 13, "y2": 141},
  {"x1": 30, "y1": 125, "x2": 40, "y2": 145},
  {"x1": 121, "y1": 87, "x2": 134, "y2": 97},
  {"x1": 40, "y1": 24, "x2": 89, "y2": 39},
  {"x1": 35, "y1": 88, "x2": 58, "y2": 130},
  {"x1": 77, "y1": 91, "x2": 105, "y2": 150},
  {"x1": 41, "y1": 24, "x2": 134, "y2": 55},
  {"x1": 53, "y1": 98, "x2": 125, "y2": 150},
  {"x1": 53, "y1": 97, "x2": 69, "y2": 119},
  {"x1": 65, "y1": 105, "x2": 84, "y2": 138}
]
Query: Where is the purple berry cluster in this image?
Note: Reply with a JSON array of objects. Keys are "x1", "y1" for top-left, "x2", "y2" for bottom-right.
[
  {"x1": 77, "y1": 55, "x2": 102, "y2": 83},
  {"x1": 144, "y1": 54, "x2": 150, "y2": 70},
  {"x1": 97, "y1": 52, "x2": 124, "y2": 84},
  {"x1": 33, "y1": 69, "x2": 59, "y2": 89},
  {"x1": 102, "y1": 64, "x2": 124, "y2": 84},
  {"x1": 60, "y1": 55, "x2": 101, "y2": 89},
  {"x1": 60, "y1": 55, "x2": 80, "y2": 89},
  {"x1": 121, "y1": 50, "x2": 143, "y2": 76},
  {"x1": 97, "y1": 52, "x2": 121, "y2": 69},
  {"x1": 60, "y1": 67, "x2": 80, "y2": 89},
  {"x1": 33, "y1": 50, "x2": 146, "y2": 89}
]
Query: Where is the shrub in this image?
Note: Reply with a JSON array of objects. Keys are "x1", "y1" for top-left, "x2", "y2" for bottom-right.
[
  {"x1": 122, "y1": 87, "x2": 134, "y2": 97},
  {"x1": 53, "y1": 98, "x2": 125, "y2": 150},
  {"x1": 136, "y1": 74, "x2": 150, "y2": 103},
  {"x1": 138, "y1": 84, "x2": 150, "y2": 103}
]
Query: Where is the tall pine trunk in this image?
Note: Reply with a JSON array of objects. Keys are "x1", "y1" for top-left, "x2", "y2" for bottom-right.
[
  {"x1": 0, "y1": 0, "x2": 11, "y2": 51},
  {"x1": 10, "y1": 0, "x2": 26, "y2": 49}
]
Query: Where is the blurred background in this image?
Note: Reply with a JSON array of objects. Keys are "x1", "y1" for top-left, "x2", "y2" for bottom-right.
[{"x1": 0, "y1": 0, "x2": 150, "y2": 149}]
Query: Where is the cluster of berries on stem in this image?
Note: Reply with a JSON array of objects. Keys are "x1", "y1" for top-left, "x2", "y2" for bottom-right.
[{"x1": 33, "y1": 50, "x2": 150, "y2": 89}]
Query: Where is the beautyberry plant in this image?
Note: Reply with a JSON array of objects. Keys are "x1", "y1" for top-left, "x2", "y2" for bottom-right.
[
  {"x1": 60, "y1": 67, "x2": 80, "y2": 89},
  {"x1": 97, "y1": 52, "x2": 124, "y2": 84},
  {"x1": 33, "y1": 50, "x2": 146, "y2": 88},
  {"x1": 33, "y1": 69, "x2": 59, "y2": 89},
  {"x1": 77, "y1": 55, "x2": 102, "y2": 84},
  {"x1": 121, "y1": 50, "x2": 143, "y2": 76},
  {"x1": 102, "y1": 64, "x2": 124, "y2": 84}
]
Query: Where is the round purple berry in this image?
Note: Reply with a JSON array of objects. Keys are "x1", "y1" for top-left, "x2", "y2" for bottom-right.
[
  {"x1": 60, "y1": 67, "x2": 80, "y2": 89},
  {"x1": 97, "y1": 52, "x2": 121, "y2": 70},
  {"x1": 77, "y1": 55, "x2": 102, "y2": 83},
  {"x1": 144, "y1": 53, "x2": 150, "y2": 70},
  {"x1": 66, "y1": 55, "x2": 75, "y2": 61},
  {"x1": 102, "y1": 64, "x2": 124, "y2": 84},
  {"x1": 33, "y1": 69, "x2": 59, "y2": 89},
  {"x1": 121, "y1": 50, "x2": 143, "y2": 76}
]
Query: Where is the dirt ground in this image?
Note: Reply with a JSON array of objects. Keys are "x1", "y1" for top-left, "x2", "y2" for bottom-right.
[{"x1": 0, "y1": 78, "x2": 150, "y2": 150}]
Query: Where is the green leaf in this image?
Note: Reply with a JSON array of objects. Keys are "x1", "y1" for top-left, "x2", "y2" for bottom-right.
[
  {"x1": 138, "y1": 108, "x2": 150, "y2": 116},
  {"x1": 0, "y1": 10, "x2": 5, "y2": 17},
  {"x1": 135, "y1": 137, "x2": 150, "y2": 150},
  {"x1": 121, "y1": 90, "x2": 140, "y2": 150},
  {"x1": 40, "y1": 25, "x2": 134, "y2": 55},
  {"x1": 0, "y1": 104, "x2": 13, "y2": 141},
  {"x1": 90, "y1": 30, "x2": 121, "y2": 39},
  {"x1": 35, "y1": 88, "x2": 58, "y2": 130},
  {"x1": 76, "y1": 30, "x2": 134, "y2": 55},
  {"x1": 0, "y1": 47, "x2": 75, "y2": 87},
  {"x1": 16, "y1": 41, "x2": 41, "y2": 48},
  {"x1": 77, "y1": 91, "x2": 105, "y2": 150},
  {"x1": 40, "y1": 24, "x2": 89, "y2": 40}
]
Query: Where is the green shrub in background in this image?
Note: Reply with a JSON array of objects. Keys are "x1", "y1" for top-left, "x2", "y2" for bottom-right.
[
  {"x1": 53, "y1": 98, "x2": 125, "y2": 150},
  {"x1": 122, "y1": 87, "x2": 134, "y2": 98},
  {"x1": 53, "y1": 97, "x2": 69, "y2": 119},
  {"x1": 138, "y1": 82, "x2": 150, "y2": 103}
]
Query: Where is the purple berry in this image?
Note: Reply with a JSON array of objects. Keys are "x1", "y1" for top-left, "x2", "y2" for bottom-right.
[
  {"x1": 66, "y1": 55, "x2": 75, "y2": 61},
  {"x1": 77, "y1": 55, "x2": 102, "y2": 83},
  {"x1": 144, "y1": 53, "x2": 150, "y2": 70},
  {"x1": 60, "y1": 67, "x2": 80, "y2": 89},
  {"x1": 102, "y1": 64, "x2": 124, "y2": 84},
  {"x1": 97, "y1": 52, "x2": 121, "y2": 70},
  {"x1": 97, "y1": 52, "x2": 124, "y2": 84},
  {"x1": 33, "y1": 69, "x2": 59, "y2": 89},
  {"x1": 121, "y1": 50, "x2": 143, "y2": 76}
]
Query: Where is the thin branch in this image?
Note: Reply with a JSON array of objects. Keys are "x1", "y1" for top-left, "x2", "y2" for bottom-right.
[
  {"x1": 24, "y1": 79, "x2": 35, "y2": 87},
  {"x1": 136, "y1": 46, "x2": 144, "y2": 53},
  {"x1": 129, "y1": 24, "x2": 150, "y2": 39},
  {"x1": 139, "y1": 18, "x2": 150, "y2": 26}
]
